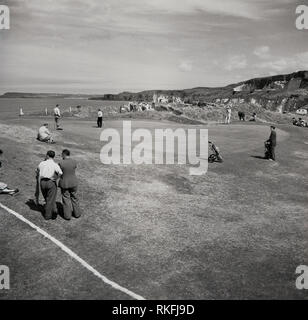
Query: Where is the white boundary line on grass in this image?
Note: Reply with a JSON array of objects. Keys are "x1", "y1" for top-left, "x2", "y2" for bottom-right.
[{"x1": 0, "y1": 202, "x2": 145, "y2": 300}]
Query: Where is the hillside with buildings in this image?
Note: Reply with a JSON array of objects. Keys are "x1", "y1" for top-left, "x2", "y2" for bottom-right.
[{"x1": 90, "y1": 70, "x2": 308, "y2": 113}]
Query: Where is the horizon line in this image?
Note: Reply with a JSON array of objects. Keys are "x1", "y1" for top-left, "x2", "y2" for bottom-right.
[{"x1": 1, "y1": 70, "x2": 306, "y2": 97}]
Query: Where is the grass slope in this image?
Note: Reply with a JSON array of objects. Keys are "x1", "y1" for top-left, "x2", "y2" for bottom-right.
[{"x1": 0, "y1": 117, "x2": 307, "y2": 299}]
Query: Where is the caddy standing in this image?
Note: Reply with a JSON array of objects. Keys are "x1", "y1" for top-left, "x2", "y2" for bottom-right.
[
  {"x1": 59, "y1": 149, "x2": 82, "y2": 220},
  {"x1": 37, "y1": 151, "x2": 62, "y2": 220},
  {"x1": 266, "y1": 126, "x2": 277, "y2": 161}
]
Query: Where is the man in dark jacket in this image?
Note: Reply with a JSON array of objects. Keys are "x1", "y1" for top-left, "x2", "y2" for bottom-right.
[
  {"x1": 238, "y1": 111, "x2": 245, "y2": 121},
  {"x1": 58, "y1": 149, "x2": 82, "y2": 220},
  {"x1": 266, "y1": 126, "x2": 277, "y2": 161}
]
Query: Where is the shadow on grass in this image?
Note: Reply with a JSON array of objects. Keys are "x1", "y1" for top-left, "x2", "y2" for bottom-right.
[
  {"x1": 25, "y1": 199, "x2": 44, "y2": 214},
  {"x1": 250, "y1": 155, "x2": 267, "y2": 160},
  {"x1": 25, "y1": 199, "x2": 65, "y2": 220}
]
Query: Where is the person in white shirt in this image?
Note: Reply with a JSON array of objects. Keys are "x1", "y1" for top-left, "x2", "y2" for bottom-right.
[
  {"x1": 37, "y1": 123, "x2": 54, "y2": 143},
  {"x1": 54, "y1": 104, "x2": 61, "y2": 129},
  {"x1": 36, "y1": 150, "x2": 62, "y2": 220},
  {"x1": 225, "y1": 106, "x2": 232, "y2": 124},
  {"x1": 97, "y1": 109, "x2": 103, "y2": 128}
]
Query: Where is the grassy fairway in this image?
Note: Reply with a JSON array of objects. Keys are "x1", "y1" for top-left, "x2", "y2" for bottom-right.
[{"x1": 0, "y1": 116, "x2": 307, "y2": 299}]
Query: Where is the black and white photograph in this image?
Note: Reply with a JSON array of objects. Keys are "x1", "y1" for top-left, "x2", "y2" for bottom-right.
[{"x1": 0, "y1": 0, "x2": 308, "y2": 307}]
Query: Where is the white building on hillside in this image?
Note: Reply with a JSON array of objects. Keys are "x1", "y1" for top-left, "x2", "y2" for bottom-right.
[
  {"x1": 173, "y1": 96, "x2": 183, "y2": 104},
  {"x1": 296, "y1": 108, "x2": 307, "y2": 115},
  {"x1": 158, "y1": 95, "x2": 169, "y2": 103}
]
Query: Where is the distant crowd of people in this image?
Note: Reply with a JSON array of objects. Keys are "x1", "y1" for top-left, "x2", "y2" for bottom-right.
[
  {"x1": 224, "y1": 107, "x2": 258, "y2": 124},
  {"x1": 292, "y1": 117, "x2": 307, "y2": 127}
]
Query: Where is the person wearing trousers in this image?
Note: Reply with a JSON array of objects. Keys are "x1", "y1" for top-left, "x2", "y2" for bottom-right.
[
  {"x1": 37, "y1": 150, "x2": 63, "y2": 220},
  {"x1": 59, "y1": 149, "x2": 82, "y2": 220},
  {"x1": 97, "y1": 109, "x2": 103, "y2": 128},
  {"x1": 266, "y1": 126, "x2": 277, "y2": 161}
]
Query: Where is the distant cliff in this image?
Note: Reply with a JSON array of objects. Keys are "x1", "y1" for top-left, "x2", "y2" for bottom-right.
[{"x1": 90, "y1": 70, "x2": 308, "y2": 112}]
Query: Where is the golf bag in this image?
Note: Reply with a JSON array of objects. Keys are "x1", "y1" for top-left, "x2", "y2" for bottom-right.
[{"x1": 208, "y1": 141, "x2": 223, "y2": 163}]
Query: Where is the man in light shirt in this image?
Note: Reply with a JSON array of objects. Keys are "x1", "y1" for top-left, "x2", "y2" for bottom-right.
[
  {"x1": 37, "y1": 123, "x2": 54, "y2": 143},
  {"x1": 36, "y1": 150, "x2": 62, "y2": 220},
  {"x1": 225, "y1": 106, "x2": 232, "y2": 124},
  {"x1": 54, "y1": 104, "x2": 61, "y2": 129},
  {"x1": 97, "y1": 108, "x2": 103, "y2": 128}
]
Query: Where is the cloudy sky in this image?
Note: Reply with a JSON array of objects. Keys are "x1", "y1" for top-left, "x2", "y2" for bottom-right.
[{"x1": 0, "y1": 0, "x2": 307, "y2": 93}]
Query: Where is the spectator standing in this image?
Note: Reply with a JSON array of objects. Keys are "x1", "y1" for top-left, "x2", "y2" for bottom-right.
[
  {"x1": 97, "y1": 109, "x2": 103, "y2": 128},
  {"x1": 36, "y1": 151, "x2": 62, "y2": 220},
  {"x1": 59, "y1": 149, "x2": 82, "y2": 220}
]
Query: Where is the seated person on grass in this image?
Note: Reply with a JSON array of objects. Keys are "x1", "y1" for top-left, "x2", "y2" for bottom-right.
[
  {"x1": 37, "y1": 123, "x2": 54, "y2": 143},
  {"x1": 0, "y1": 149, "x2": 19, "y2": 196},
  {"x1": 298, "y1": 118, "x2": 307, "y2": 127},
  {"x1": 249, "y1": 112, "x2": 257, "y2": 121}
]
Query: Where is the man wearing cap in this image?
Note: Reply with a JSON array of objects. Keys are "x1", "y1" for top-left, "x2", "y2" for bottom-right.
[{"x1": 36, "y1": 150, "x2": 62, "y2": 220}]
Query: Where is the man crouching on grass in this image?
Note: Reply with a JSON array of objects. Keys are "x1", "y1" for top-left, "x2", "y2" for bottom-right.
[
  {"x1": 37, "y1": 123, "x2": 55, "y2": 143},
  {"x1": 36, "y1": 150, "x2": 62, "y2": 220},
  {"x1": 0, "y1": 149, "x2": 19, "y2": 196}
]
